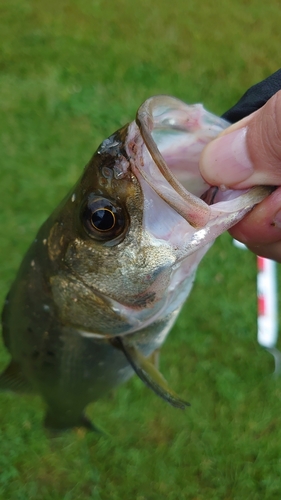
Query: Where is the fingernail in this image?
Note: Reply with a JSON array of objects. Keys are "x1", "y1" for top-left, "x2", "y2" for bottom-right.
[{"x1": 200, "y1": 127, "x2": 254, "y2": 186}]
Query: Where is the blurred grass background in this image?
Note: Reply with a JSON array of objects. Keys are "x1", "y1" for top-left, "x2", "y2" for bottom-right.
[{"x1": 1, "y1": 0, "x2": 281, "y2": 498}]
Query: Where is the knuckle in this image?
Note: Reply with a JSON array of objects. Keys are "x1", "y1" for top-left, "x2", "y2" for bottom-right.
[
  {"x1": 248, "y1": 90, "x2": 281, "y2": 177},
  {"x1": 264, "y1": 91, "x2": 281, "y2": 163}
]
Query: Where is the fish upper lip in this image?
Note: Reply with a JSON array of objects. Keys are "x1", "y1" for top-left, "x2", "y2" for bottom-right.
[{"x1": 135, "y1": 97, "x2": 211, "y2": 229}]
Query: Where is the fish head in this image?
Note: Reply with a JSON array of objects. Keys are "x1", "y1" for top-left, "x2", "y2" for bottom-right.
[
  {"x1": 47, "y1": 96, "x2": 271, "y2": 337},
  {"x1": 49, "y1": 122, "x2": 176, "y2": 320}
]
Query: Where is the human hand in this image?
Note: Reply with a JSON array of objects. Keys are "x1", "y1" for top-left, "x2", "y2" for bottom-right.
[{"x1": 200, "y1": 69, "x2": 281, "y2": 261}]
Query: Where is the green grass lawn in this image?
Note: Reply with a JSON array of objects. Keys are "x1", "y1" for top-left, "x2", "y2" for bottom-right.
[{"x1": 1, "y1": 0, "x2": 281, "y2": 498}]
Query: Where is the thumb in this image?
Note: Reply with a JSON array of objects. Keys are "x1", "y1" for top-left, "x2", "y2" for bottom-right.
[{"x1": 200, "y1": 91, "x2": 281, "y2": 189}]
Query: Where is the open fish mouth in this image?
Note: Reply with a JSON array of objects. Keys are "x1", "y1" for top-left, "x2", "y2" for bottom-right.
[{"x1": 126, "y1": 95, "x2": 270, "y2": 248}]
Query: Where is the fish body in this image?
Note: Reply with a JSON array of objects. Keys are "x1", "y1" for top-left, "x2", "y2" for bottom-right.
[{"x1": 0, "y1": 96, "x2": 270, "y2": 430}]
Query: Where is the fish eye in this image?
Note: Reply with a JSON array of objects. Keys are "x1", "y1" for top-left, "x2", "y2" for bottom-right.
[
  {"x1": 81, "y1": 195, "x2": 128, "y2": 243},
  {"x1": 91, "y1": 207, "x2": 115, "y2": 232}
]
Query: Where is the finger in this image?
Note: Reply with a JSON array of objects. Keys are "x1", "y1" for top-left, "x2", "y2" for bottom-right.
[
  {"x1": 200, "y1": 91, "x2": 281, "y2": 189},
  {"x1": 243, "y1": 240, "x2": 281, "y2": 263},
  {"x1": 229, "y1": 187, "x2": 281, "y2": 261}
]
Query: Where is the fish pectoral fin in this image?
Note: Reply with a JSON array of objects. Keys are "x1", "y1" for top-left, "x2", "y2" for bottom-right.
[
  {"x1": 114, "y1": 337, "x2": 190, "y2": 409},
  {"x1": 148, "y1": 348, "x2": 160, "y2": 369},
  {"x1": 0, "y1": 361, "x2": 32, "y2": 393}
]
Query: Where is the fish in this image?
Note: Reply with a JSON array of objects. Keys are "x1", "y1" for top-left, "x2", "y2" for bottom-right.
[{"x1": 0, "y1": 95, "x2": 271, "y2": 431}]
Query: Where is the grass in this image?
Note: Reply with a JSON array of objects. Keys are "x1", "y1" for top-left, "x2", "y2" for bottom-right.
[{"x1": 1, "y1": 0, "x2": 281, "y2": 498}]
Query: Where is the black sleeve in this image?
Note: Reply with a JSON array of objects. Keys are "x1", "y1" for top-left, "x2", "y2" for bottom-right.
[{"x1": 222, "y1": 69, "x2": 281, "y2": 124}]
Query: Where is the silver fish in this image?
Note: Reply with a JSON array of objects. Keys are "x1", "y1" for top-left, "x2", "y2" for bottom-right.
[{"x1": 0, "y1": 95, "x2": 270, "y2": 430}]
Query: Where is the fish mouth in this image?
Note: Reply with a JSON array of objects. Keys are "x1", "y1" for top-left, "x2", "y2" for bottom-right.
[{"x1": 128, "y1": 95, "x2": 270, "y2": 237}]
